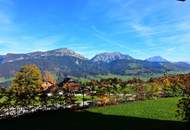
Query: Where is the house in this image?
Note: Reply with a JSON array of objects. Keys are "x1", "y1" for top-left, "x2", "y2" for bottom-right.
[
  {"x1": 41, "y1": 81, "x2": 54, "y2": 91},
  {"x1": 35, "y1": 77, "x2": 81, "y2": 96},
  {"x1": 36, "y1": 81, "x2": 57, "y2": 96},
  {"x1": 58, "y1": 78, "x2": 81, "y2": 93}
]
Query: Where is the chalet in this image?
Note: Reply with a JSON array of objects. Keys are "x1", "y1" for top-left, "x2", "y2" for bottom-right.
[
  {"x1": 36, "y1": 81, "x2": 57, "y2": 96},
  {"x1": 41, "y1": 81, "x2": 54, "y2": 91},
  {"x1": 58, "y1": 77, "x2": 81, "y2": 93},
  {"x1": 35, "y1": 77, "x2": 81, "y2": 96}
]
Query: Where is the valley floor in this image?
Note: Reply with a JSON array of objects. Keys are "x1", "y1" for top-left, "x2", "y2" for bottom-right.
[{"x1": 0, "y1": 97, "x2": 188, "y2": 130}]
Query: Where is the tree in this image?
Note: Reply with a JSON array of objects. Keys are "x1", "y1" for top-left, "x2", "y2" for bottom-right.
[
  {"x1": 177, "y1": 0, "x2": 186, "y2": 2},
  {"x1": 177, "y1": 79, "x2": 190, "y2": 129},
  {"x1": 145, "y1": 83, "x2": 162, "y2": 99},
  {"x1": 0, "y1": 88, "x2": 9, "y2": 114},
  {"x1": 11, "y1": 64, "x2": 43, "y2": 93},
  {"x1": 10, "y1": 64, "x2": 43, "y2": 107},
  {"x1": 43, "y1": 71, "x2": 56, "y2": 85},
  {"x1": 135, "y1": 84, "x2": 146, "y2": 100}
]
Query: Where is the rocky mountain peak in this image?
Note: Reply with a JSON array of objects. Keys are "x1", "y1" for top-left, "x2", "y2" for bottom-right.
[{"x1": 91, "y1": 52, "x2": 133, "y2": 63}]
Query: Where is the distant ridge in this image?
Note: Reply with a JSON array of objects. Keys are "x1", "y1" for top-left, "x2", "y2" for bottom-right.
[
  {"x1": 145, "y1": 56, "x2": 169, "y2": 62},
  {"x1": 0, "y1": 48, "x2": 190, "y2": 80},
  {"x1": 0, "y1": 48, "x2": 87, "y2": 64}
]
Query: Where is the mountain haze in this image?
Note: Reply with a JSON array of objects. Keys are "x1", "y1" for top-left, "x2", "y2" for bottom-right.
[
  {"x1": 0, "y1": 48, "x2": 190, "y2": 79},
  {"x1": 145, "y1": 56, "x2": 169, "y2": 62}
]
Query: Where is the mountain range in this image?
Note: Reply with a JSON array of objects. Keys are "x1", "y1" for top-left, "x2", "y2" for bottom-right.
[{"x1": 0, "y1": 48, "x2": 190, "y2": 79}]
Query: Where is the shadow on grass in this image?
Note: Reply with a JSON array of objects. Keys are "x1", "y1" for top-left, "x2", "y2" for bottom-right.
[{"x1": 0, "y1": 109, "x2": 187, "y2": 130}]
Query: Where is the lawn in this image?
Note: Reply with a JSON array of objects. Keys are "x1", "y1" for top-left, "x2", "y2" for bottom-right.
[
  {"x1": 88, "y1": 97, "x2": 181, "y2": 121},
  {"x1": 0, "y1": 77, "x2": 6, "y2": 83},
  {"x1": 0, "y1": 97, "x2": 187, "y2": 130},
  {"x1": 0, "y1": 77, "x2": 13, "y2": 83}
]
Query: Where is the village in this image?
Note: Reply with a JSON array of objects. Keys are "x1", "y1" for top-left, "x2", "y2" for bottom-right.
[{"x1": 0, "y1": 74, "x2": 138, "y2": 119}]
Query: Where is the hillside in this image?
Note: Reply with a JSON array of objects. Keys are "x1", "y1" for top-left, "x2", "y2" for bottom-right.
[{"x1": 0, "y1": 48, "x2": 190, "y2": 79}]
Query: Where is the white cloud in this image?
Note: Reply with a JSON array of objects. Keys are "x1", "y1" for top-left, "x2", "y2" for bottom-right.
[
  {"x1": 130, "y1": 23, "x2": 153, "y2": 36},
  {"x1": 91, "y1": 25, "x2": 130, "y2": 49},
  {"x1": 160, "y1": 33, "x2": 190, "y2": 46},
  {"x1": 0, "y1": 0, "x2": 17, "y2": 32},
  {"x1": 0, "y1": 34, "x2": 64, "y2": 54}
]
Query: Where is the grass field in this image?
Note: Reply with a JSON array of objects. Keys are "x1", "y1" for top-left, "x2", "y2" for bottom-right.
[
  {"x1": 77, "y1": 74, "x2": 160, "y2": 82},
  {"x1": 77, "y1": 71, "x2": 190, "y2": 82},
  {"x1": 0, "y1": 97, "x2": 187, "y2": 130},
  {"x1": 0, "y1": 77, "x2": 6, "y2": 83},
  {"x1": 88, "y1": 97, "x2": 181, "y2": 121},
  {"x1": 0, "y1": 77, "x2": 13, "y2": 83}
]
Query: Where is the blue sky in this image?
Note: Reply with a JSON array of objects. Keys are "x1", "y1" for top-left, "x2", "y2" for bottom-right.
[{"x1": 0, "y1": 0, "x2": 190, "y2": 61}]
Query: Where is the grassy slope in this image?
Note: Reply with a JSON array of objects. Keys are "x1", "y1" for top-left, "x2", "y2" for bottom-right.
[
  {"x1": 0, "y1": 77, "x2": 13, "y2": 83},
  {"x1": 0, "y1": 77, "x2": 5, "y2": 83},
  {"x1": 0, "y1": 97, "x2": 187, "y2": 130},
  {"x1": 89, "y1": 97, "x2": 181, "y2": 121}
]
